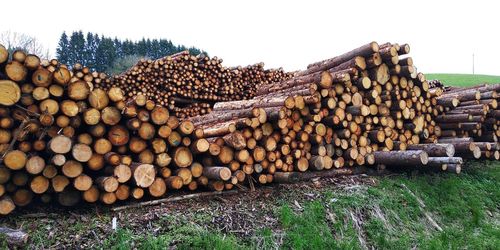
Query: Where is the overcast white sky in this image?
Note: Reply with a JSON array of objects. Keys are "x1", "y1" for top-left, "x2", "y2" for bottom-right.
[{"x1": 3, "y1": 0, "x2": 500, "y2": 75}]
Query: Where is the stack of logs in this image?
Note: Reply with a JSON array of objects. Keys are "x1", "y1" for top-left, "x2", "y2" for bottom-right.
[
  {"x1": 431, "y1": 83, "x2": 499, "y2": 160},
  {"x1": 0, "y1": 43, "x2": 231, "y2": 215},
  {"x1": 0, "y1": 41, "x2": 497, "y2": 216},
  {"x1": 188, "y1": 41, "x2": 481, "y2": 184},
  {"x1": 95, "y1": 51, "x2": 292, "y2": 118}
]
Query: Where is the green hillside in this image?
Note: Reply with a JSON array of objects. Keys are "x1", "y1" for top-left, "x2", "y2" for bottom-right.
[{"x1": 425, "y1": 73, "x2": 500, "y2": 87}]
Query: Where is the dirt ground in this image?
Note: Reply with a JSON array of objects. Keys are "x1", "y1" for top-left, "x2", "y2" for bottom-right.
[{"x1": 0, "y1": 174, "x2": 377, "y2": 248}]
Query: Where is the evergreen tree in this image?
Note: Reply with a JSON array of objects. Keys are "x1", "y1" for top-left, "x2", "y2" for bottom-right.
[
  {"x1": 122, "y1": 39, "x2": 134, "y2": 56},
  {"x1": 56, "y1": 30, "x2": 207, "y2": 72},
  {"x1": 114, "y1": 38, "x2": 123, "y2": 58},
  {"x1": 137, "y1": 38, "x2": 147, "y2": 56},
  {"x1": 151, "y1": 39, "x2": 160, "y2": 59},
  {"x1": 95, "y1": 37, "x2": 116, "y2": 72},
  {"x1": 68, "y1": 31, "x2": 86, "y2": 66},
  {"x1": 56, "y1": 32, "x2": 70, "y2": 65},
  {"x1": 145, "y1": 38, "x2": 152, "y2": 58},
  {"x1": 85, "y1": 32, "x2": 95, "y2": 69}
]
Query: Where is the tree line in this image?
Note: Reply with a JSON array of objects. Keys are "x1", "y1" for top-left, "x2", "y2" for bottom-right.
[{"x1": 56, "y1": 31, "x2": 206, "y2": 73}]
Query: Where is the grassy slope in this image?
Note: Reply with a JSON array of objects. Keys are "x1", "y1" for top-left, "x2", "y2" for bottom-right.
[
  {"x1": 17, "y1": 161, "x2": 496, "y2": 249},
  {"x1": 425, "y1": 73, "x2": 500, "y2": 87}
]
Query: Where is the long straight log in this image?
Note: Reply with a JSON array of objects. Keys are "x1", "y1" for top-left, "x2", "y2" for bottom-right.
[
  {"x1": 373, "y1": 150, "x2": 429, "y2": 166},
  {"x1": 273, "y1": 166, "x2": 372, "y2": 183},
  {"x1": 426, "y1": 157, "x2": 463, "y2": 167},
  {"x1": 301, "y1": 42, "x2": 379, "y2": 76},
  {"x1": 406, "y1": 144, "x2": 455, "y2": 157}
]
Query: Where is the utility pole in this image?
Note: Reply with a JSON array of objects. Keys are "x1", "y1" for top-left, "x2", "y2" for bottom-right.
[{"x1": 472, "y1": 53, "x2": 475, "y2": 75}]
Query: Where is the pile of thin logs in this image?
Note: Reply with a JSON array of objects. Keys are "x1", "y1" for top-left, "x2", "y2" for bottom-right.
[
  {"x1": 428, "y1": 79, "x2": 444, "y2": 89},
  {"x1": 95, "y1": 51, "x2": 292, "y2": 118},
  {"x1": 190, "y1": 41, "x2": 471, "y2": 183},
  {"x1": 431, "y1": 83, "x2": 500, "y2": 160}
]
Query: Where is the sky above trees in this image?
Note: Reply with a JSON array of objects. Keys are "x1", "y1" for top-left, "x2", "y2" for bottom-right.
[{"x1": 1, "y1": 0, "x2": 499, "y2": 75}]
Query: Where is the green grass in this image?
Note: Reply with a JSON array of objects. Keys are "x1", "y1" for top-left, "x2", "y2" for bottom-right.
[
  {"x1": 425, "y1": 73, "x2": 500, "y2": 87},
  {"x1": 270, "y1": 161, "x2": 500, "y2": 249},
  {"x1": 101, "y1": 224, "x2": 243, "y2": 250}
]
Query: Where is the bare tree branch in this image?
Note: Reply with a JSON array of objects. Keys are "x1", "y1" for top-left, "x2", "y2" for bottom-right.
[{"x1": 0, "y1": 30, "x2": 51, "y2": 58}]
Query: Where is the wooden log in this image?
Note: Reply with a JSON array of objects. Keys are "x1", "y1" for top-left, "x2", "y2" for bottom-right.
[
  {"x1": 100, "y1": 192, "x2": 117, "y2": 205},
  {"x1": 53, "y1": 67, "x2": 71, "y2": 85},
  {"x1": 223, "y1": 132, "x2": 247, "y2": 150},
  {"x1": 101, "y1": 107, "x2": 121, "y2": 125},
  {"x1": 62, "y1": 160, "x2": 83, "y2": 178},
  {"x1": 444, "y1": 164, "x2": 461, "y2": 174},
  {"x1": 114, "y1": 164, "x2": 132, "y2": 183},
  {"x1": 0, "y1": 196, "x2": 15, "y2": 215},
  {"x1": 173, "y1": 147, "x2": 193, "y2": 168},
  {"x1": 0, "y1": 80, "x2": 21, "y2": 106},
  {"x1": 437, "y1": 98, "x2": 460, "y2": 108},
  {"x1": 0, "y1": 44, "x2": 8, "y2": 65},
  {"x1": 96, "y1": 176, "x2": 119, "y2": 192},
  {"x1": 25, "y1": 156, "x2": 45, "y2": 175},
  {"x1": 50, "y1": 175, "x2": 69, "y2": 193},
  {"x1": 256, "y1": 71, "x2": 330, "y2": 96},
  {"x1": 131, "y1": 163, "x2": 156, "y2": 188},
  {"x1": 373, "y1": 150, "x2": 429, "y2": 166},
  {"x1": 274, "y1": 167, "x2": 370, "y2": 183},
  {"x1": 148, "y1": 177, "x2": 167, "y2": 197},
  {"x1": 406, "y1": 144, "x2": 455, "y2": 157},
  {"x1": 5, "y1": 61, "x2": 28, "y2": 82},
  {"x1": 166, "y1": 176, "x2": 183, "y2": 190},
  {"x1": 67, "y1": 81, "x2": 90, "y2": 100},
  {"x1": 82, "y1": 185, "x2": 100, "y2": 203},
  {"x1": 71, "y1": 144, "x2": 93, "y2": 162},
  {"x1": 438, "y1": 137, "x2": 473, "y2": 143},
  {"x1": 114, "y1": 185, "x2": 130, "y2": 200},
  {"x1": 73, "y1": 174, "x2": 93, "y2": 191},
  {"x1": 131, "y1": 187, "x2": 144, "y2": 200},
  {"x1": 426, "y1": 157, "x2": 463, "y2": 167},
  {"x1": 302, "y1": 42, "x2": 379, "y2": 76},
  {"x1": 107, "y1": 125, "x2": 129, "y2": 146},
  {"x1": 47, "y1": 135, "x2": 72, "y2": 154},
  {"x1": 203, "y1": 166, "x2": 232, "y2": 181},
  {"x1": 3, "y1": 150, "x2": 27, "y2": 170}
]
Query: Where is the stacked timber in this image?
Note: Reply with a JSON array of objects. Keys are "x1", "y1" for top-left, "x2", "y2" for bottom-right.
[
  {"x1": 190, "y1": 41, "x2": 466, "y2": 183},
  {"x1": 0, "y1": 44, "x2": 221, "y2": 215},
  {"x1": 96, "y1": 51, "x2": 292, "y2": 118},
  {"x1": 0, "y1": 41, "x2": 496, "y2": 216},
  {"x1": 432, "y1": 83, "x2": 500, "y2": 160}
]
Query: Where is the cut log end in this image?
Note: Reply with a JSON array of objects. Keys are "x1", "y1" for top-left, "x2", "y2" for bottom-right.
[{"x1": 0, "y1": 80, "x2": 21, "y2": 106}]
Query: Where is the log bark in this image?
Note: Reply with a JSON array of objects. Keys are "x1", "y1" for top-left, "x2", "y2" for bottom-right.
[
  {"x1": 406, "y1": 144, "x2": 455, "y2": 157},
  {"x1": 373, "y1": 150, "x2": 429, "y2": 166},
  {"x1": 426, "y1": 157, "x2": 463, "y2": 167},
  {"x1": 203, "y1": 166, "x2": 232, "y2": 181},
  {"x1": 302, "y1": 42, "x2": 379, "y2": 76}
]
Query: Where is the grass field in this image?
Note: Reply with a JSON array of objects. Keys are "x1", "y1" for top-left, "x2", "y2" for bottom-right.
[
  {"x1": 425, "y1": 73, "x2": 500, "y2": 87},
  {"x1": 2, "y1": 161, "x2": 498, "y2": 249}
]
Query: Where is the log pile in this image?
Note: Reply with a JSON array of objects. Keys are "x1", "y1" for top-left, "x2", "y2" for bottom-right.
[
  {"x1": 0, "y1": 45, "x2": 221, "y2": 215},
  {"x1": 431, "y1": 83, "x2": 500, "y2": 160},
  {"x1": 95, "y1": 51, "x2": 292, "y2": 118},
  {"x1": 0, "y1": 41, "x2": 497, "y2": 216},
  {"x1": 188, "y1": 41, "x2": 476, "y2": 181}
]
